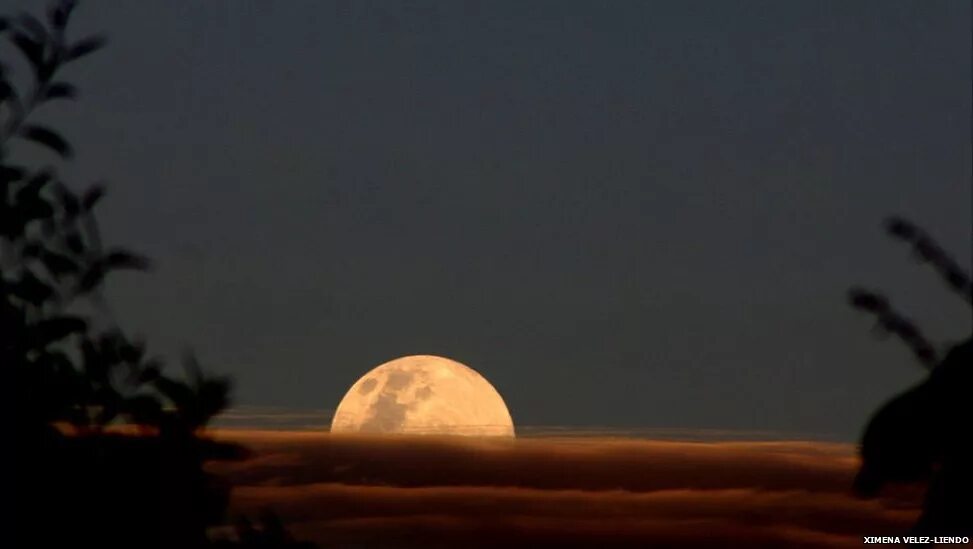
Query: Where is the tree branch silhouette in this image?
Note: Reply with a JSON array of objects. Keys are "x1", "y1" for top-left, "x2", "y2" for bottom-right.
[
  {"x1": 849, "y1": 217, "x2": 972, "y2": 537},
  {"x1": 4, "y1": 2, "x2": 312, "y2": 547}
]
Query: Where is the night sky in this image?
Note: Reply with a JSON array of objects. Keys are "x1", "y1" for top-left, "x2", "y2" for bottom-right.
[{"x1": 34, "y1": 1, "x2": 970, "y2": 440}]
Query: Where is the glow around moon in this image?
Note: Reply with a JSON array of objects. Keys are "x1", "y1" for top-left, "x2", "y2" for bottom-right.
[{"x1": 330, "y1": 355, "x2": 515, "y2": 437}]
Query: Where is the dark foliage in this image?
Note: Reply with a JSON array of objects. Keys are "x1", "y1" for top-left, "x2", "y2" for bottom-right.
[
  {"x1": 3, "y1": 2, "x2": 313, "y2": 547},
  {"x1": 849, "y1": 218, "x2": 972, "y2": 536}
]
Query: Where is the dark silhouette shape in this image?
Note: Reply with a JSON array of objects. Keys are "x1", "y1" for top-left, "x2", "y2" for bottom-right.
[
  {"x1": 212, "y1": 512, "x2": 317, "y2": 549},
  {"x1": 850, "y1": 218, "x2": 972, "y2": 536},
  {"x1": 2, "y1": 3, "x2": 313, "y2": 547}
]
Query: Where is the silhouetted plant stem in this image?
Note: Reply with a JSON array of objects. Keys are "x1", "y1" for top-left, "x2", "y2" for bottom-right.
[
  {"x1": 5, "y1": 3, "x2": 313, "y2": 546},
  {"x1": 851, "y1": 217, "x2": 972, "y2": 536}
]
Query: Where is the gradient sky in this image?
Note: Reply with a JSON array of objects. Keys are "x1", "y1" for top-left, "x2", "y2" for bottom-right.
[{"x1": 24, "y1": 0, "x2": 970, "y2": 440}]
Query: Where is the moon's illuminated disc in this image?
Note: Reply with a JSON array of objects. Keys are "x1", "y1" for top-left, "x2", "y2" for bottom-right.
[{"x1": 330, "y1": 355, "x2": 515, "y2": 437}]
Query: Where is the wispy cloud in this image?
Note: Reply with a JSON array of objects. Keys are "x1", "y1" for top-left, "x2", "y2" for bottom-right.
[
  {"x1": 212, "y1": 406, "x2": 843, "y2": 443},
  {"x1": 514, "y1": 425, "x2": 843, "y2": 441},
  {"x1": 211, "y1": 406, "x2": 332, "y2": 430}
]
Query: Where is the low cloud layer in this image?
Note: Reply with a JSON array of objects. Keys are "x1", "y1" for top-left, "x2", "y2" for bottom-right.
[{"x1": 209, "y1": 431, "x2": 920, "y2": 548}]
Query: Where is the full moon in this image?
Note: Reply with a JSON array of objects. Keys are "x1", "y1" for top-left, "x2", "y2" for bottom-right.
[{"x1": 330, "y1": 355, "x2": 515, "y2": 437}]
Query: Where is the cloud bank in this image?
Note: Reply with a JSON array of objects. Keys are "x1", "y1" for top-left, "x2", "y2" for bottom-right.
[{"x1": 208, "y1": 431, "x2": 920, "y2": 548}]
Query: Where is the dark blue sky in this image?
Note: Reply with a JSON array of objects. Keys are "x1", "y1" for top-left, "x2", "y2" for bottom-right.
[{"x1": 25, "y1": 1, "x2": 970, "y2": 439}]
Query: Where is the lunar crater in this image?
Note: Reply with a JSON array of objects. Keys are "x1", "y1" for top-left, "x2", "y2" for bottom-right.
[{"x1": 330, "y1": 355, "x2": 515, "y2": 437}]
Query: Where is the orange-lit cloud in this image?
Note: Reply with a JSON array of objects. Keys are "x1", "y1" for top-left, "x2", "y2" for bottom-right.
[{"x1": 207, "y1": 431, "x2": 920, "y2": 548}]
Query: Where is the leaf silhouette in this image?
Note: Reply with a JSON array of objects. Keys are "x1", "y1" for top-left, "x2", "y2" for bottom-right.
[
  {"x1": 20, "y1": 241, "x2": 43, "y2": 257},
  {"x1": 59, "y1": 185, "x2": 81, "y2": 217},
  {"x1": 0, "y1": 211, "x2": 24, "y2": 239},
  {"x1": 944, "y1": 266, "x2": 970, "y2": 292},
  {"x1": 0, "y1": 79, "x2": 13, "y2": 102},
  {"x1": 32, "y1": 316, "x2": 86, "y2": 347},
  {"x1": 79, "y1": 337, "x2": 99, "y2": 371},
  {"x1": 101, "y1": 249, "x2": 151, "y2": 271},
  {"x1": 153, "y1": 376, "x2": 196, "y2": 416},
  {"x1": 94, "y1": 391, "x2": 121, "y2": 424},
  {"x1": 885, "y1": 216, "x2": 916, "y2": 240},
  {"x1": 46, "y1": 1, "x2": 74, "y2": 30},
  {"x1": 44, "y1": 81, "x2": 77, "y2": 101},
  {"x1": 40, "y1": 350, "x2": 75, "y2": 375},
  {"x1": 20, "y1": 125, "x2": 73, "y2": 158},
  {"x1": 123, "y1": 394, "x2": 164, "y2": 426},
  {"x1": 20, "y1": 197, "x2": 55, "y2": 222},
  {"x1": 848, "y1": 288, "x2": 888, "y2": 312},
  {"x1": 0, "y1": 164, "x2": 26, "y2": 183},
  {"x1": 76, "y1": 251, "x2": 148, "y2": 292},
  {"x1": 15, "y1": 13, "x2": 47, "y2": 42},
  {"x1": 66, "y1": 34, "x2": 106, "y2": 61},
  {"x1": 136, "y1": 361, "x2": 163, "y2": 384},
  {"x1": 10, "y1": 270, "x2": 53, "y2": 306},
  {"x1": 81, "y1": 184, "x2": 105, "y2": 210},
  {"x1": 0, "y1": 3, "x2": 280, "y2": 543},
  {"x1": 197, "y1": 376, "x2": 232, "y2": 424},
  {"x1": 39, "y1": 248, "x2": 80, "y2": 278},
  {"x1": 65, "y1": 231, "x2": 85, "y2": 254},
  {"x1": 14, "y1": 170, "x2": 51, "y2": 204},
  {"x1": 77, "y1": 262, "x2": 105, "y2": 293},
  {"x1": 10, "y1": 32, "x2": 44, "y2": 70},
  {"x1": 118, "y1": 338, "x2": 146, "y2": 364}
]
